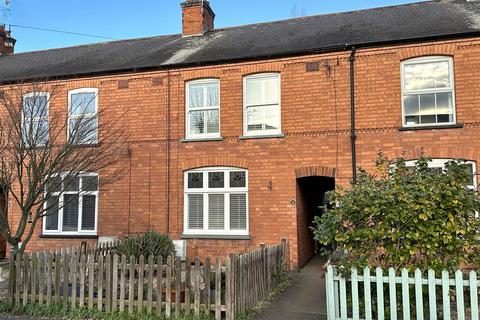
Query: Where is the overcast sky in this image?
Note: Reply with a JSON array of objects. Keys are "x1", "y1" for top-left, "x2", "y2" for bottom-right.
[{"x1": 0, "y1": 0, "x2": 426, "y2": 53}]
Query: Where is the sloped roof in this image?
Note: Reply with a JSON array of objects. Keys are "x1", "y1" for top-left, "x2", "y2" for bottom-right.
[{"x1": 1, "y1": 0, "x2": 480, "y2": 83}]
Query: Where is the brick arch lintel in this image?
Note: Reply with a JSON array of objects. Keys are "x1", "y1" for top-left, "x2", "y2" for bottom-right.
[
  {"x1": 181, "y1": 157, "x2": 249, "y2": 171},
  {"x1": 295, "y1": 165, "x2": 336, "y2": 179},
  {"x1": 398, "y1": 44, "x2": 455, "y2": 61},
  {"x1": 390, "y1": 146, "x2": 480, "y2": 162}
]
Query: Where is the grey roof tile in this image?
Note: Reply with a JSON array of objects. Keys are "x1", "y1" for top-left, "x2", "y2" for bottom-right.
[{"x1": 1, "y1": 0, "x2": 480, "y2": 82}]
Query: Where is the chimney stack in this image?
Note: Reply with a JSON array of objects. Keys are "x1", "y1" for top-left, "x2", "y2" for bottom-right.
[
  {"x1": 0, "y1": 24, "x2": 15, "y2": 56},
  {"x1": 181, "y1": 0, "x2": 215, "y2": 37}
]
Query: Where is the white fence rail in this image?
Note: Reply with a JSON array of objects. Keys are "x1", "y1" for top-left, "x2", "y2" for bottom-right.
[{"x1": 325, "y1": 265, "x2": 480, "y2": 320}]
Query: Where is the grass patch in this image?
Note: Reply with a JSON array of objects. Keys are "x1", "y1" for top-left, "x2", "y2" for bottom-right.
[
  {"x1": 0, "y1": 301, "x2": 213, "y2": 320},
  {"x1": 237, "y1": 274, "x2": 292, "y2": 320}
]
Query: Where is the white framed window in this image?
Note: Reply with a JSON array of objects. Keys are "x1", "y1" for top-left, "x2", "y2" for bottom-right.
[
  {"x1": 405, "y1": 158, "x2": 477, "y2": 189},
  {"x1": 401, "y1": 56, "x2": 456, "y2": 127},
  {"x1": 185, "y1": 79, "x2": 220, "y2": 139},
  {"x1": 184, "y1": 167, "x2": 248, "y2": 236},
  {"x1": 22, "y1": 92, "x2": 49, "y2": 146},
  {"x1": 243, "y1": 73, "x2": 281, "y2": 136},
  {"x1": 68, "y1": 88, "x2": 98, "y2": 145},
  {"x1": 43, "y1": 173, "x2": 99, "y2": 235}
]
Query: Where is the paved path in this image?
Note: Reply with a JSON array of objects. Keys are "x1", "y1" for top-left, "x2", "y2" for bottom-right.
[{"x1": 255, "y1": 255, "x2": 327, "y2": 320}]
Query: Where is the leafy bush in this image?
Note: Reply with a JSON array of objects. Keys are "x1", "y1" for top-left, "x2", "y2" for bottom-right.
[
  {"x1": 313, "y1": 152, "x2": 480, "y2": 272},
  {"x1": 116, "y1": 231, "x2": 176, "y2": 259}
]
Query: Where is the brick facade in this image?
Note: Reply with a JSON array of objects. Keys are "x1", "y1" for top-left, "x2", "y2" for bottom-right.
[{"x1": 4, "y1": 37, "x2": 480, "y2": 269}]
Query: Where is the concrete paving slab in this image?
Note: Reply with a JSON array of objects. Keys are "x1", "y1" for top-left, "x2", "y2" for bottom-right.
[{"x1": 254, "y1": 255, "x2": 327, "y2": 320}]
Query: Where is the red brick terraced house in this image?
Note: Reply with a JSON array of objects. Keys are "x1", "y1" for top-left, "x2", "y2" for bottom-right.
[{"x1": 1, "y1": 0, "x2": 480, "y2": 269}]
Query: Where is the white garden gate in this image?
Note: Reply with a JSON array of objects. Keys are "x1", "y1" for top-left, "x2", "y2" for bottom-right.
[{"x1": 325, "y1": 265, "x2": 480, "y2": 320}]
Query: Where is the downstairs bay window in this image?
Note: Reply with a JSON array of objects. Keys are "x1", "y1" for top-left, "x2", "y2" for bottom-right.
[
  {"x1": 43, "y1": 173, "x2": 99, "y2": 235},
  {"x1": 405, "y1": 158, "x2": 477, "y2": 189},
  {"x1": 184, "y1": 167, "x2": 248, "y2": 236}
]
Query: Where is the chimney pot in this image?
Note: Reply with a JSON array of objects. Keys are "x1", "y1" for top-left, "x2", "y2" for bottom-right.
[
  {"x1": 181, "y1": 0, "x2": 215, "y2": 36},
  {"x1": 0, "y1": 24, "x2": 15, "y2": 56}
]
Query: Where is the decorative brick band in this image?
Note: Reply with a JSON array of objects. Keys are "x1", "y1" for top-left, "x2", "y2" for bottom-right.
[{"x1": 295, "y1": 165, "x2": 336, "y2": 179}]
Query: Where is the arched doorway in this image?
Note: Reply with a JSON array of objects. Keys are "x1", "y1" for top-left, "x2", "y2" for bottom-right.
[{"x1": 295, "y1": 166, "x2": 335, "y2": 268}]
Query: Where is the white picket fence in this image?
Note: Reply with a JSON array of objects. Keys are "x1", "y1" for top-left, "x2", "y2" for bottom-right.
[{"x1": 325, "y1": 265, "x2": 480, "y2": 320}]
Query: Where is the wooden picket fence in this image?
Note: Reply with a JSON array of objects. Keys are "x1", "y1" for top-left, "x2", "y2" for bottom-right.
[
  {"x1": 230, "y1": 240, "x2": 288, "y2": 315},
  {"x1": 326, "y1": 265, "x2": 480, "y2": 320},
  {"x1": 8, "y1": 240, "x2": 288, "y2": 320}
]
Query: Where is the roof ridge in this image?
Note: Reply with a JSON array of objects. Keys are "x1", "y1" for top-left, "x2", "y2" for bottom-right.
[
  {"x1": 211, "y1": 0, "x2": 437, "y2": 33},
  {"x1": 9, "y1": 0, "x2": 437, "y2": 56},
  {"x1": 5, "y1": 33, "x2": 181, "y2": 57}
]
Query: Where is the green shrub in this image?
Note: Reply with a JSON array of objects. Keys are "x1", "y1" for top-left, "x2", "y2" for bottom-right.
[
  {"x1": 116, "y1": 231, "x2": 176, "y2": 259},
  {"x1": 313, "y1": 152, "x2": 480, "y2": 272}
]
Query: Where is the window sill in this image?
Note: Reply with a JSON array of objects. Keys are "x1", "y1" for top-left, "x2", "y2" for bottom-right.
[
  {"x1": 180, "y1": 234, "x2": 250, "y2": 240},
  {"x1": 181, "y1": 137, "x2": 224, "y2": 143},
  {"x1": 399, "y1": 123, "x2": 463, "y2": 131},
  {"x1": 40, "y1": 234, "x2": 98, "y2": 239},
  {"x1": 239, "y1": 133, "x2": 285, "y2": 140}
]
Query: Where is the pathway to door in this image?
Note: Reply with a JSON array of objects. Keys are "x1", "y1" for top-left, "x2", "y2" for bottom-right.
[{"x1": 254, "y1": 255, "x2": 327, "y2": 320}]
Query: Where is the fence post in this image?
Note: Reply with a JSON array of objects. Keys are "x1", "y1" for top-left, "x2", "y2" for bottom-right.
[
  {"x1": 281, "y1": 239, "x2": 287, "y2": 272},
  {"x1": 470, "y1": 271, "x2": 478, "y2": 320},
  {"x1": 105, "y1": 253, "x2": 112, "y2": 313},
  {"x1": 401, "y1": 269, "x2": 410, "y2": 320},
  {"x1": 455, "y1": 270, "x2": 465, "y2": 320},
  {"x1": 226, "y1": 255, "x2": 233, "y2": 320},
  {"x1": 326, "y1": 265, "x2": 336, "y2": 320}
]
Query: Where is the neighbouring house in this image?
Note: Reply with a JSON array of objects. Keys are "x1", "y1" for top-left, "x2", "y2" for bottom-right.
[{"x1": 1, "y1": 0, "x2": 480, "y2": 269}]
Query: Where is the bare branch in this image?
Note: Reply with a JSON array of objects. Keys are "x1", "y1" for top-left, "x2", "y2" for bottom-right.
[{"x1": 0, "y1": 80, "x2": 128, "y2": 253}]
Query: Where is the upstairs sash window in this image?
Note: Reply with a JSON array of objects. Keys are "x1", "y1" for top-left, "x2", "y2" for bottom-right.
[
  {"x1": 401, "y1": 57, "x2": 456, "y2": 127},
  {"x1": 186, "y1": 79, "x2": 220, "y2": 139},
  {"x1": 244, "y1": 73, "x2": 281, "y2": 135},
  {"x1": 22, "y1": 92, "x2": 49, "y2": 146},
  {"x1": 68, "y1": 88, "x2": 98, "y2": 145}
]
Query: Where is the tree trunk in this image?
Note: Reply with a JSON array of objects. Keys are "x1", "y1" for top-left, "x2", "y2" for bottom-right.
[{"x1": 9, "y1": 240, "x2": 19, "y2": 255}]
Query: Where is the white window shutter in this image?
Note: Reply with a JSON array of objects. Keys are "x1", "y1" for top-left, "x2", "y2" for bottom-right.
[
  {"x1": 230, "y1": 194, "x2": 247, "y2": 230},
  {"x1": 246, "y1": 77, "x2": 264, "y2": 106},
  {"x1": 188, "y1": 194, "x2": 204, "y2": 229},
  {"x1": 81, "y1": 195, "x2": 96, "y2": 231},
  {"x1": 208, "y1": 194, "x2": 225, "y2": 229},
  {"x1": 264, "y1": 76, "x2": 279, "y2": 104}
]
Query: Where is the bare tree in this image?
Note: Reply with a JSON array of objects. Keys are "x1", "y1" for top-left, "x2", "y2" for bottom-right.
[
  {"x1": 0, "y1": 81, "x2": 127, "y2": 254},
  {"x1": 290, "y1": 4, "x2": 307, "y2": 18}
]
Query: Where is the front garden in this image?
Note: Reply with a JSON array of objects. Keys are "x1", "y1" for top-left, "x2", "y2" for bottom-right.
[
  {"x1": 2, "y1": 232, "x2": 288, "y2": 320},
  {"x1": 315, "y1": 153, "x2": 480, "y2": 319}
]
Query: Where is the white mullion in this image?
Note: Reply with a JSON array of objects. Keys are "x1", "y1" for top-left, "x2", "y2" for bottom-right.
[
  {"x1": 58, "y1": 193, "x2": 64, "y2": 232},
  {"x1": 203, "y1": 85, "x2": 208, "y2": 134},
  {"x1": 78, "y1": 176, "x2": 83, "y2": 232},
  {"x1": 203, "y1": 193, "x2": 208, "y2": 232},
  {"x1": 225, "y1": 192, "x2": 231, "y2": 233},
  {"x1": 78, "y1": 192, "x2": 83, "y2": 233},
  {"x1": 203, "y1": 171, "x2": 208, "y2": 232},
  {"x1": 94, "y1": 189, "x2": 99, "y2": 233},
  {"x1": 262, "y1": 104, "x2": 267, "y2": 131}
]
